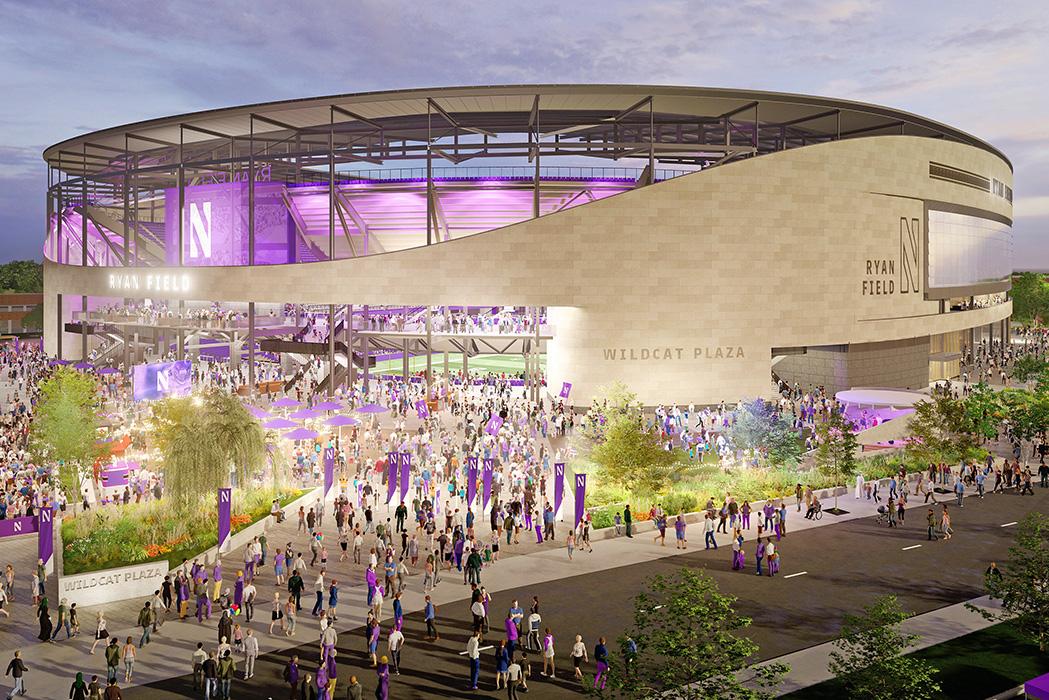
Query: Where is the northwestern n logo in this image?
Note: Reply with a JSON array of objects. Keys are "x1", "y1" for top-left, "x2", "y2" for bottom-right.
[
  {"x1": 188, "y1": 201, "x2": 212, "y2": 260},
  {"x1": 900, "y1": 217, "x2": 920, "y2": 294}
]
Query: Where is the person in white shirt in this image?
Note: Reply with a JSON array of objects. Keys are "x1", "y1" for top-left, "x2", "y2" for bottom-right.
[
  {"x1": 571, "y1": 634, "x2": 588, "y2": 680},
  {"x1": 388, "y1": 626, "x2": 404, "y2": 675},
  {"x1": 242, "y1": 581, "x2": 256, "y2": 623},
  {"x1": 506, "y1": 658, "x2": 523, "y2": 699},
  {"x1": 242, "y1": 629, "x2": 259, "y2": 679},
  {"x1": 466, "y1": 631, "x2": 481, "y2": 690}
]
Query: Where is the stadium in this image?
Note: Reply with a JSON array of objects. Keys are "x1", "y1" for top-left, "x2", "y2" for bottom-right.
[{"x1": 41, "y1": 84, "x2": 1014, "y2": 406}]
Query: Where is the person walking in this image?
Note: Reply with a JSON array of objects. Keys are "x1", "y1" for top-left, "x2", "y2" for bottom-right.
[
  {"x1": 541, "y1": 628, "x2": 556, "y2": 678},
  {"x1": 570, "y1": 634, "x2": 588, "y2": 681},
  {"x1": 466, "y1": 630, "x2": 482, "y2": 690},
  {"x1": 424, "y1": 595, "x2": 439, "y2": 641},
  {"x1": 104, "y1": 638, "x2": 120, "y2": 684},
  {"x1": 4, "y1": 650, "x2": 26, "y2": 698},
  {"x1": 243, "y1": 629, "x2": 259, "y2": 680},
  {"x1": 282, "y1": 656, "x2": 299, "y2": 700},
  {"x1": 103, "y1": 679, "x2": 122, "y2": 700},
  {"x1": 594, "y1": 637, "x2": 609, "y2": 690},
  {"x1": 136, "y1": 602, "x2": 153, "y2": 648},
  {"x1": 623, "y1": 505, "x2": 632, "y2": 538},
  {"x1": 216, "y1": 650, "x2": 235, "y2": 700},
  {"x1": 941, "y1": 505, "x2": 954, "y2": 541},
  {"x1": 121, "y1": 637, "x2": 136, "y2": 683},
  {"x1": 191, "y1": 642, "x2": 207, "y2": 692}
]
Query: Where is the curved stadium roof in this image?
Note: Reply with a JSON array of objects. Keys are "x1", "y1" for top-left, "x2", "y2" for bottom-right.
[{"x1": 44, "y1": 84, "x2": 1010, "y2": 175}]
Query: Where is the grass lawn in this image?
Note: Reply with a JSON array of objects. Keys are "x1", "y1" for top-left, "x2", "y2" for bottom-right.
[
  {"x1": 783, "y1": 619, "x2": 1049, "y2": 700},
  {"x1": 371, "y1": 353, "x2": 541, "y2": 376}
]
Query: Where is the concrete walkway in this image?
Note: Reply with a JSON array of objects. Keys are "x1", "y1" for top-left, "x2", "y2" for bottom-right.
[{"x1": 768, "y1": 596, "x2": 1004, "y2": 696}]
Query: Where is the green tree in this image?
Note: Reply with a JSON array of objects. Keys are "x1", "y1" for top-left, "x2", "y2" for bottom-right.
[
  {"x1": 729, "y1": 398, "x2": 803, "y2": 466},
  {"x1": 828, "y1": 595, "x2": 940, "y2": 700},
  {"x1": 814, "y1": 410, "x2": 859, "y2": 512},
  {"x1": 962, "y1": 383, "x2": 1004, "y2": 442},
  {"x1": 590, "y1": 568, "x2": 787, "y2": 699},
  {"x1": 590, "y1": 417, "x2": 689, "y2": 494},
  {"x1": 151, "y1": 389, "x2": 268, "y2": 505},
  {"x1": 1010, "y1": 272, "x2": 1049, "y2": 325},
  {"x1": 1011, "y1": 354, "x2": 1049, "y2": 383},
  {"x1": 972, "y1": 512, "x2": 1049, "y2": 652},
  {"x1": 905, "y1": 394, "x2": 984, "y2": 465},
  {"x1": 0, "y1": 260, "x2": 43, "y2": 293},
  {"x1": 29, "y1": 366, "x2": 103, "y2": 501},
  {"x1": 582, "y1": 381, "x2": 642, "y2": 442}
]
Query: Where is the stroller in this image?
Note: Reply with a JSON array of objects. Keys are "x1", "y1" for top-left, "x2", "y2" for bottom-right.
[{"x1": 874, "y1": 505, "x2": 891, "y2": 526}]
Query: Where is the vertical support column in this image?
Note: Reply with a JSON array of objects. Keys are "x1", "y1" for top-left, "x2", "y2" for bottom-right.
[
  {"x1": 178, "y1": 127, "x2": 185, "y2": 267},
  {"x1": 177, "y1": 299, "x2": 185, "y2": 361},
  {"x1": 363, "y1": 305, "x2": 371, "y2": 395},
  {"x1": 329, "y1": 107, "x2": 336, "y2": 260},
  {"x1": 425, "y1": 306, "x2": 433, "y2": 397},
  {"x1": 56, "y1": 293, "x2": 63, "y2": 360},
  {"x1": 402, "y1": 339, "x2": 409, "y2": 381},
  {"x1": 328, "y1": 304, "x2": 336, "y2": 396},
  {"x1": 443, "y1": 350, "x2": 449, "y2": 398},
  {"x1": 649, "y1": 97, "x2": 655, "y2": 177},
  {"x1": 248, "y1": 302, "x2": 256, "y2": 398},
  {"x1": 122, "y1": 141, "x2": 130, "y2": 266},
  {"x1": 533, "y1": 305, "x2": 541, "y2": 404},
  {"x1": 533, "y1": 99, "x2": 541, "y2": 219},
  {"x1": 462, "y1": 348, "x2": 469, "y2": 388},
  {"x1": 345, "y1": 304, "x2": 354, "y2": 392},
  {"x1": 248, "y1": 117, "x2": 255, "y2": 266},
  {"x1": 426, "y1": 101, "x2": 433, "y2": 247}
]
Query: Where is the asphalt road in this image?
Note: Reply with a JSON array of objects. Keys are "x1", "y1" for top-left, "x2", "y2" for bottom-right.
[{"x1": 127, "y1": 486, "x2": 1049, "y2": 699}]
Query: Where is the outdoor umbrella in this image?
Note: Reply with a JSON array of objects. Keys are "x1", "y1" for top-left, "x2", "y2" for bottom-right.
[
  {"x1": 74, "y1": 362, "x2": 93, "y2": 370},
  {"x1": 312, "y1": 400, "x2": 344, "y2": 411},
  {"x1": 271, "y1": 397, "x2": 302, "y2": 408},
  {"x1": 289, "y1": 408, "x2": 322, "y2": 421},
  {"x1": 246, "y1": 405, "x2": 271, "y2": 420},
  {"x1": 355, "y1": 402, "x2": 389, "y2": 414},
  {"x1": 326, "y1": 415, "x2": 360, "y2": 427},
  {"x1": 98, "y1": 367, "x2": 120, "y2": 375},
  {"x1": 284, "y1": 427, "x2": 319, "y2": 440},
  {"x1": 264, "y1": 418, "x2": 298, "y2": 429}
]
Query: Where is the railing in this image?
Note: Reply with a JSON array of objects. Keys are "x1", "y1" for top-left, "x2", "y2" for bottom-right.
[{"x1": 332, "y1": 165, "x2": 693, "y2": 182}]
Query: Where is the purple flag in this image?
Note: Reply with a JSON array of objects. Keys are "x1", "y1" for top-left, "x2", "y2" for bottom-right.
[
  {"x1": 0, "y1": 516, "x2": 37, "y2": 539},
  {"x1": 554, "y1": 463, "x2": 565, "y2": 517},
  {"x1": 37, "y1": 506, "x2": 54, "y2": 572},
  {"x1": 482, "y1": 458, "x2": 494, "y2": 511},
  {"x1": 323, "y1": 447, "x2": 335, "y2": 497},
  {"x1": 574, "y1": 473, "x2": 587, "y2": 529},
  {"x1": 559, "y1": 382, "x2": 572, "y2": 399},
  {"x1": 400, "y1": 452, "x2": 411, "y2": 500},
  {"x1": 415, "y1": 400, "x2": 429, "y2": 419},
  {"x1": 435, "y1": 487, "x2": 441, "y2": 515},
  {"x1": 386, "y1": 453, "x2": 399, "y2": 504},
  {"x1": 466, "y1": 457, "x2": 478, "y2": 508},
  {"x1": 484, "y1": 415, "x2": 504, "y2": 436},
  {"x1": 355, "y1": 482, "x2": 362, "y2": 508},
  {"x1": 218, "y1": 488, "x2": 232, "y2": 552}
]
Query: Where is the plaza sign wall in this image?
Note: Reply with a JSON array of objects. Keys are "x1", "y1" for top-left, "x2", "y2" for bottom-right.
[{"x1": 59, "y1": 561, "x2": 170, "y2": 607}]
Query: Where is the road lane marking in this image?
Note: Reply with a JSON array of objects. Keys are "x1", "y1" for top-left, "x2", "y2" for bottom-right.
[
  {"x1": 784, "y1": 571, "x2": 808, "y2": 579},
  {"x1": 459, "y1": 645, "x2": 494, "y2": 655},
  {"x1": 902, "y1": 544, "x2": 922, "y2": 551},
  {"x1": 1001, "y1": 522, "x2": 1017, "y2": 527}
]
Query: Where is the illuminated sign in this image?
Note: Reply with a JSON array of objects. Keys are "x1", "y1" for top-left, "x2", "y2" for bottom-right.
[{"x1": 107, "y1": 273, "x2": 191, "y2": 293}]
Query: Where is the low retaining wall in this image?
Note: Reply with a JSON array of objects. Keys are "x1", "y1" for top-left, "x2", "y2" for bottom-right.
[{"x1": 55, "y1": 486, "x2": 321, "y2": 604}]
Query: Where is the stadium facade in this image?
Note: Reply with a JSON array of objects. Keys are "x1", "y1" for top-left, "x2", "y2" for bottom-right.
[{"x1": 41, "y1": 85, "x2": 1014, "y2": 405}]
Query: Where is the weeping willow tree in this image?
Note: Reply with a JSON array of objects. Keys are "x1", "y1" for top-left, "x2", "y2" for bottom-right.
[
  {"x1": 151, "y1": 390, "x2": 268, "y2": 506},
  {"x1": 29, "y1": 366, "x2": 103, "y2": 500}
]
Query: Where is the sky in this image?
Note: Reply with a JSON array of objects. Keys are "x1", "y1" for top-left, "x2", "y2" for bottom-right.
[{"x1": 0, "y1": 0, "x2": 1045, "y2": 266}]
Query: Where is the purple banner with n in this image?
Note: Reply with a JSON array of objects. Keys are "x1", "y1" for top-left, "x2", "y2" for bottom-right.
[
  {"x1": 386, "y1": 453, "x2": 399, "y2": 504},
  {"x1": 323, "y1": 447, "x2": 336, "y2": 497},
  {"x1": 0, "y1": 516, "x2": 38, "y2": 539},
  {"x1": 574, "y1": 473, "x2": 587, "y2": 529},
  {"x1": 38, "y1": 508, "x2": 54, "y2": 574},
  {"x1": 466, "y1": 457, "x2": 478, "y2": 508},
  {"x1": 218, "y1": 488, "x2": 232, "y2": 553},
  {"x1": 400, "y1": 452, "x2": 411, "y2": 501},
  {"x1": 482, "y1": 458, "x2": 494, "y2": 511},
  {"x1": 554, "y1": 463, "x2": 565, "y2": 517}
]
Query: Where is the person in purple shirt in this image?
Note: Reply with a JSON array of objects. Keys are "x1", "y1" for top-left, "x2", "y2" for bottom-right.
[
  {"x1": 365, "y1": 565, "x2": 377, "y2": 605},
  {"x1": 283, "y1": 655, "x2": 299, "y2": 698},
  {"x1": 505, "y1": 611, "x2": 520, "y2": 656},
  {"x1": 375, "y1": 656, "x2": 390, "y2": 700}
]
